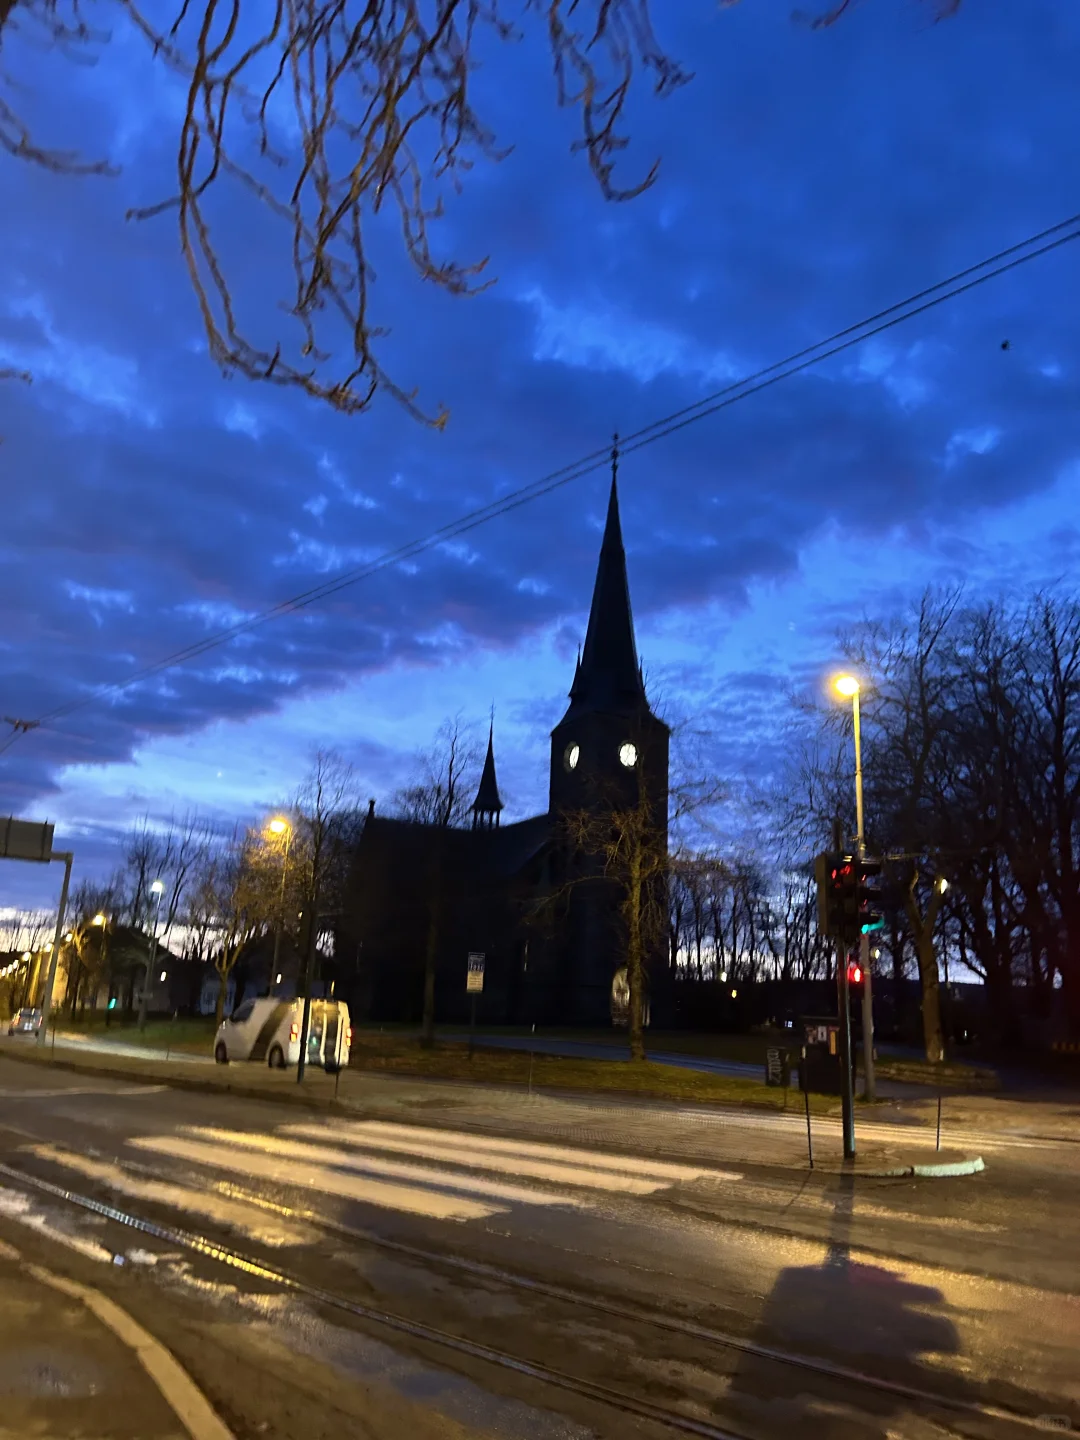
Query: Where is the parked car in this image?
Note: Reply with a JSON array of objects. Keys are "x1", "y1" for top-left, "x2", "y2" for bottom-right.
[
  {"x1": 8, "y1": 1007, "x2": 42, "y2": 1037},
  {"x1": 213, "y1": 996, "x2": 351, "y2": 1072}
]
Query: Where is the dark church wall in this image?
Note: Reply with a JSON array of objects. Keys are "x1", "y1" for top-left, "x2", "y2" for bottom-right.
[{"x1": 338, "y1": 816, "x2": 554, "y2": 1028}]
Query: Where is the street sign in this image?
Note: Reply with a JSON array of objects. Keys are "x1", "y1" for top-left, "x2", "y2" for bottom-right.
[
  {"x1": 0, "y1": 817, "x2": 54, "y2": 863},
  {"x1": 765, "y1": 1046, "x2": 790, "y2": 1088},
  {"x1": 466, "y1": 952, "x2": 485, "y2": 993}
]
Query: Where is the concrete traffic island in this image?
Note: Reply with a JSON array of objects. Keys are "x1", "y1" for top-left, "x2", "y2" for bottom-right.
[{"x1": 807, "y1": 1146, "x2": 985, "y2": 1178}]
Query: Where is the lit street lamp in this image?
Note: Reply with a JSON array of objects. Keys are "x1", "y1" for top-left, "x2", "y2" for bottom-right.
[
  {"x1": 137, "y1": 879, "x2": 165, "y2": 1031},
  {"x1": 833, "y1": 672, "x2": 876, "y2": 1102}
]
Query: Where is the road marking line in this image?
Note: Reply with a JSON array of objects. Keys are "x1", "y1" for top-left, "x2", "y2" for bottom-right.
[
  {"x1": 276, "y1": 1127, "x2": 679, "y2": 1193},
  {"x1": 285, "y1": 1120, "x2": 741, "y2": 1188},
  {"x1": 29, "y1": 1144, "x2": 317, "y2": 1247},
  {"x1": 26, "y1": 1260, "x2": 234, "y2": 1440},
  {"x1": 128, "y1": 1135, "x2": 503, "y2": 1222},
  {"x1": 180, "y1": 1127, "x2": 594, "y2": 1208}
]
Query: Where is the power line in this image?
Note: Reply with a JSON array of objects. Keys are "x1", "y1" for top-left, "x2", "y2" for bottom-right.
[{"x1": 12, "y1": 209, "x2": 1080, "y2": 744}]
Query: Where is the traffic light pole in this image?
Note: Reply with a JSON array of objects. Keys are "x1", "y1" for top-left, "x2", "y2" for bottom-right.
[
  {"x1": 832, "y1": 818, "x2": 856, "y2": 1159},
  {"x1": 836, "y1": 937, "x2": 856, "y2": 1159},
  {"x1": 851, "y1": 688, "x2": 876, "y2": 1102}
]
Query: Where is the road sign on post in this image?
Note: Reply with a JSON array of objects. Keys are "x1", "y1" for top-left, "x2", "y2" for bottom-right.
[
  {"x1": 466, "y1": 952, "x2": 485, "y2": 1061},
  {"x1": 0, "y1": 817, "x2": 54, "y2": 862}
]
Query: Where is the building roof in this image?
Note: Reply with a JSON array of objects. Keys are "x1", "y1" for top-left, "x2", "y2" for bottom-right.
[
  {"x1": 564, "y1": 470, "x2": 648, "y2": 720},
  {"x1": 357, "y1": 812, "x2": 549, "y2": 881}
]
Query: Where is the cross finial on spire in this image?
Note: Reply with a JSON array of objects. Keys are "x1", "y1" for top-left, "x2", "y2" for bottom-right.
[{"x1": 611, "y1": 431, "x2": 620, "y2": 486}]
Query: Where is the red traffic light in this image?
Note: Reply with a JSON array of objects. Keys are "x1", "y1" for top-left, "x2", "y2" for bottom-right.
[{"x1": 847, "y1": 961, "x2": 863, "y2": 985}]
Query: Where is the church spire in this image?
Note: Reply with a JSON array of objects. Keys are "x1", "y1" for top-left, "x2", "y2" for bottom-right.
[
  {"x1": 471, "y1": 719, "x2": 504, "y2": 829},
  {"x1": 568, "y1": 435, "x2": 646, "y2": 717}
]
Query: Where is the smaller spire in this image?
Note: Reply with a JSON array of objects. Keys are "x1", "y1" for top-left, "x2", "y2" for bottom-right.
[{"x1": 471, "y1": 720, "x2": 504, "y2": 829}]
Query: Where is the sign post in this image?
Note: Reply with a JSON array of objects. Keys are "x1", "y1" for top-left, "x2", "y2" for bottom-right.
[{"x1": 466, "y1": 952, "x2": 485, "y2": 1060}]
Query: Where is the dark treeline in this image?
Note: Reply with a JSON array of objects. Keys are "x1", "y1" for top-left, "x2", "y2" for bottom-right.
[{"x1": 665, "y1": 588, "x2": 1080, "y2": 1059}]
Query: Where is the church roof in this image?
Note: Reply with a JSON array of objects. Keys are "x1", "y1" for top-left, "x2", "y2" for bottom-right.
[
  {"x1": 565, "y1": 471, "x2": 647, "y2": 719},
  {"x1": 472, "y1": 725, "x2": 504, "y2": 816},
  {"x1": 356, "y1": 812, "x2": 549, "y2": 880}
]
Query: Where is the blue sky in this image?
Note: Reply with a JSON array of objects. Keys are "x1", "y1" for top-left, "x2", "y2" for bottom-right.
[{"x1": 2, "y1": 0, "x2": 1079, "y2": 908}]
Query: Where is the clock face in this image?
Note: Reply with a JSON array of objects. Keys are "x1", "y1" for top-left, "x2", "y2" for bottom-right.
[
  {"x1": 564, "y1": 742, "x2": 580, "y2": 772},
  {"x1": 619, "y1": 742, "x2": 638, "y2": 768}
]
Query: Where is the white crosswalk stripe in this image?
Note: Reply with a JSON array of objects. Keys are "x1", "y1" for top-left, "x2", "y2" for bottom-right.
[{"x1": 118, "y1": 1120, "x2": 741, "y2": 1226}]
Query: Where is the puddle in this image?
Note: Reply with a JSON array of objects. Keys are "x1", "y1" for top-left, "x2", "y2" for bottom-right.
[
  {"x1": 162, "y1": 1258, "x2": 594, "y2": 1439},
  {"x1": 0, "y1": 1187, "x2": 113, "y2": 1264},
  {"x1": 243, "y1": 1303, "x2": 597, "y2": 1440},
  {"x1": 0, "y1": 1348, "x2": 102, "y2": 1398}
]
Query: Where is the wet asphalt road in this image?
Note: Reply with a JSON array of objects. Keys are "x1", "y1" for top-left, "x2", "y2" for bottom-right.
[{"x1": 0, "y1": 1053, "x2": 1078, "y2": 1440}]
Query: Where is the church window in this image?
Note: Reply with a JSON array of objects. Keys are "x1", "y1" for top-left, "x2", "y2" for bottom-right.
[
  {"x1": 564, "y1": 742, "x2": 580, "y2": 772},
  {"x1": 619, "y1": 742, "x2": 638, "y2": 768}
]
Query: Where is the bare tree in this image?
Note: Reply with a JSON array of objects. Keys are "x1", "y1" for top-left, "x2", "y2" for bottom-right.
[
  {"x1": 205, "y1": 832, "x2": 269, "y2": 1026},
  {"x1": 561, "y1": 732, "x2": 719, "y2": 1063},
  {"x1": 392, "y1": 716, "x2": 480, "y2": 1043},
  {"x1": 290, "y1": 749, "x2": 362, "y2": 1002}
]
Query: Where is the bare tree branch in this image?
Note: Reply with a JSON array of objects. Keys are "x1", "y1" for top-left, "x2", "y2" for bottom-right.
[{"x1": 117, "y1": 0, "x2": 687, "y2": 421}]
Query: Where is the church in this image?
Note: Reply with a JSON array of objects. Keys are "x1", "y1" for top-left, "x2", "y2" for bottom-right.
[{"x1": 339, "y1": 466, "x2": 671, "y2": 1029}]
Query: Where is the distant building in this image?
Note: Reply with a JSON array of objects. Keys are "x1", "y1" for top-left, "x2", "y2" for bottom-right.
[{"x1": 338, "y1": 466, "x2": 670, "y2": 1028}]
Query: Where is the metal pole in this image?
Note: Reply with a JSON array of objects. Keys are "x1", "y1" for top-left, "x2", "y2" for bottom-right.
[
  {"x1": 138, "y1": 892, "x2": 162, "y2": 1031},
  {"x1": 837, "y1": 936, "x2": 856, "y2": 1160},
  {"x1": 296, "y1": 875, "x2": 319, "y2": 1084},
  {"x1": 936, "y1": 1091, "x2": 943, "y2": 1152},
  {"x1": 852, "y1": 690, "x2": 876, "y2": 1103},
  {"x1": 272, "y1": 829, "x2": 291, "y2": 990},
  {"x1": 804, "y1": 1077, "x2": 814, "y2": 1169},
  {"x1": 37, "y1": 852, "x2": 72, "y2": 1048}
]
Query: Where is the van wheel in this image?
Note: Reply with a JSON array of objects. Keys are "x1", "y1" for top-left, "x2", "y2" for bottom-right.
[
  {"x1": 214, "y1": 1042, "x2": 229, "y2": 1065},
  {"x1": 268, "y1": 1044, "x2": 286, "y2": 1070}
]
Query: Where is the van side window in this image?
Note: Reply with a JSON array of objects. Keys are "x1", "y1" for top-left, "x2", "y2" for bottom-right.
[{"x1": 230, "y1": 1000, "x2": 256, "y2": 1024}]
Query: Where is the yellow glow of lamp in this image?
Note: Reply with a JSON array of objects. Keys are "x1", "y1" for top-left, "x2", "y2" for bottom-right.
[
  {"x1": 833, "y1": 673, "x2": 861, "y2": 698},
  {"x1": 91, "y1": 913, "x2": 106, "y2": 927},
  {"x1": 268, "y1": 817, "x2": 290, "y2": 836}
]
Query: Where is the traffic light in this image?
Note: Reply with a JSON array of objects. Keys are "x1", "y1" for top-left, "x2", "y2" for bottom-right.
[
  {"x1": 815, "y1": 851, "x2": 858, "y2": 940},
  {"x1": 857, "y1": 856, "x2": 884, "y2": 935},
  {"x1": 846, "y1": 959, "x2": 863, "y2": 986}
]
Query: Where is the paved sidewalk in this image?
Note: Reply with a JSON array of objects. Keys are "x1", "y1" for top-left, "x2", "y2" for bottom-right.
[{"x1": 3, "y1": 1035, "x2": 1077, "y2": 1165}]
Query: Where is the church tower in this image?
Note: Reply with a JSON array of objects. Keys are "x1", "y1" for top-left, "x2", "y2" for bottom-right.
[
  {"x1": 471, "y1": 723, "x2": 504, "y2": 830},
  {"x1": 548, "y1": 447, "x2": 670, "y2": 1023}
]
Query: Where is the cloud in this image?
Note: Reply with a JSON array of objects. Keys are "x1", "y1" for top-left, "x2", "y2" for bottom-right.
[{"x1": 1, "y1": 0, "x2": 1079, "y2": 895}]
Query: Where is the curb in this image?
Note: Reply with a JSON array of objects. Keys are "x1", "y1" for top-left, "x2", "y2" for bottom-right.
[
  {"x1": 806, "y1": 1150, "x2": 986, "y2": 1178},
  {"x1": 0, "y1": 1047, "x2": 351, "y2": 1112}
]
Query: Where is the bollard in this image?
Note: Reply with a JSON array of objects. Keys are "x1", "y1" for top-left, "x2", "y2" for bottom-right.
[{"x1": 936, "y1": 1090, "x2": 943, "y2": 1152}]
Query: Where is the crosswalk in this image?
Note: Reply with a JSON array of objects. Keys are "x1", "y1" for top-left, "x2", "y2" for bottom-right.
[{"x1": 93, "y1": 1119, "x2": 742, "y2": 1227}]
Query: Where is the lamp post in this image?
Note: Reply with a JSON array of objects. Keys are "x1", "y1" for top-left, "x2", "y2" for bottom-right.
[
  {"x1": 137, "y1": 880, "x2": 165, "y2": 1031},
  {"x1": 267, "y1": 818, "x2": 292, "y2": 993},
  {"x1": 834, "y1": 673, "x2": 876, "y2": 1102}
]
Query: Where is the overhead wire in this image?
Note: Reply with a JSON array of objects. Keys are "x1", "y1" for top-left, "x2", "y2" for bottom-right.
[{"x1": 8, "y1": 209, "x2": 1080, "y2": 747}]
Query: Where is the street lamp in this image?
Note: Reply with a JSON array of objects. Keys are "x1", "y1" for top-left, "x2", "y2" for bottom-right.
[
  {"x1": 92, "y1": 913, "x2": 106, "y2": 927},
  {"x1": 833, "y1": 671, "x2": 876, "y2": 1102},
  {"x1": 266, "y1": 817, "x2": 293, "y2": 993},
  {"x1": 137, "y1": 879, "x2": 165, "y2": 1031}
]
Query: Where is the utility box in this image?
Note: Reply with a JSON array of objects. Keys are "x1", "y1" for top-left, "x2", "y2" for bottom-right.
[{"x1": 799, "y1": 1016, "x2": 845, "y2": 1096}]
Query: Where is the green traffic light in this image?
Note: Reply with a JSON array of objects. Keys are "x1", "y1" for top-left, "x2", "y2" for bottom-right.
[{"x1": 861, "y1": 919, "x2": 884, "y2": 934}]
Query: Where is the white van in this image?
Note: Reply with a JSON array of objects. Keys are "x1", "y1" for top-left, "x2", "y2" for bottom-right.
[{"x1": 213, "y1": 997, "x2": 351, "y2": 1072}]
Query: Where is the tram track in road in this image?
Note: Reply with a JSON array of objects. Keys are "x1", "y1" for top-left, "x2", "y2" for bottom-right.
[{"x1": 0, "y1": 1155, "x2": 1063, "y2": 1440}]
